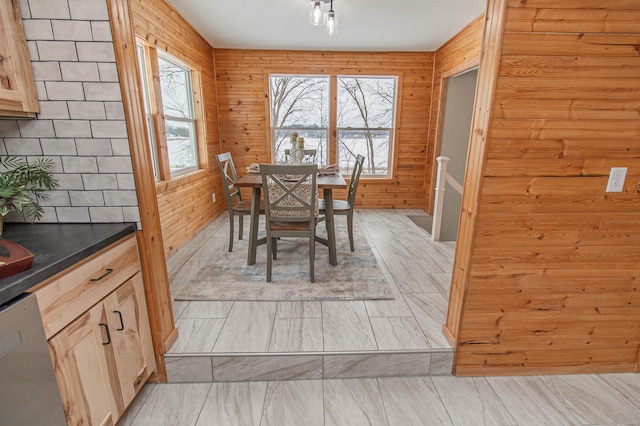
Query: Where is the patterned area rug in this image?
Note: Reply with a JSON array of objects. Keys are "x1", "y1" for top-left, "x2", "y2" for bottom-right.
[{"x1": 173, "y1": 219, "x2": 394, "y2": 301}]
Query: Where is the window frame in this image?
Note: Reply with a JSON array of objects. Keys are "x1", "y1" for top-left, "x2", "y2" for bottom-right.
[
  {"x1": 267, "y1": 73, "x2": 399, "y2": 179},
  {"x1": 136, "y1": 40, "x2": 206, "y2": 182},
  {"x1": 268, "y1": 74, "x2": 330, "y2": 166},
  {"x1": 336, "y1": 75, "x2": 398, "y2": 179}
]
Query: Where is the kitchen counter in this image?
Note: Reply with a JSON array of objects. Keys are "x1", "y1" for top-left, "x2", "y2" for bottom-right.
[{"x1": 0, "y1": 223, "x2": 137, "y2": 306}]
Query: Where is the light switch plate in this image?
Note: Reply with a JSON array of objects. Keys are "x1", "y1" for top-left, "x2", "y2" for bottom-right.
[{"x1": 606, "y1": 167, "x2": 627, "y2": 192}]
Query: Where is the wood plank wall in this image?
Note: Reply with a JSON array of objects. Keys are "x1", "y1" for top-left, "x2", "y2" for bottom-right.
[
  {"x1": 424, "y1": 15, "x2": 485, "y2": 212},
  {"x1": 130, "y1": 0, "x2": 223, "y2": 255},
  {"x1": 448, "y1": 0, "x2": 640, "y2": 376},
  {"x1": 213, "y1": 50, "x2": 434, "y2": 208}
]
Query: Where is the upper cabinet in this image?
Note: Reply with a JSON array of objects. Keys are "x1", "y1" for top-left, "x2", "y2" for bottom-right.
[{"x1": 0, "y1": 0, "x2": 39, "y2": 117}]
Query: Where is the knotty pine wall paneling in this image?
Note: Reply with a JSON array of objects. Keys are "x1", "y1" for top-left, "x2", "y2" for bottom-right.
[
  {"x1": 130, "y1": 0, "x2": 223, "y2": 256},
  {"x1": 448, "y1": 0, "x2": 640, "y2": 376},
  {"x1": 214, "y1": 50, "x2": 434, "y2": 208},
  {"x1": 424, "y1": 15, "x2": 484, "y2": 213}
]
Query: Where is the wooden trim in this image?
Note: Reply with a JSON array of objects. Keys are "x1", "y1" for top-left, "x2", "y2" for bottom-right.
[
  {"x1": 446, "y1": 0, "x2": 508, "y2": 373},
  {"x1": 329, "y1": 75, "x2": 338, "y2": 165},
  {"x1": 146, "y1": 46, "x2": 171, "y2": 181},
  {"x1": 106, "y1": 0, "x2": 175, "y2": 382}
]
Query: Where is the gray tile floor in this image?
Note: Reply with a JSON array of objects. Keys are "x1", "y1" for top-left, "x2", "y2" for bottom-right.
[
  {"x1": 120, "y1": 210, "x2": 640, "y2": 425},
  {"x1": 121, "y1": 373, "x2": 640, "y2": 425},
  {"x1": 166, "y1": 209, "x2": 456, "y2": 356}
]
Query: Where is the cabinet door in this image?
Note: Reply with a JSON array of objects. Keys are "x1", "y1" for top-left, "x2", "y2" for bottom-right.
[
  {"x1": 0, "y1": 0, "x2": 39, "y2": 117},
  {"x1": 48, "y1": 303, "x2": 121, "y2": 426},
  {"x1": 104, "y1": 273, "x2": 156, "y2": 407}
]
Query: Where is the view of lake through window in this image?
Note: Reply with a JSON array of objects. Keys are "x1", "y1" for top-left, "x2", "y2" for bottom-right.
[{"x1": 269, "y1": 75, "x2": 398, "y2": 177}]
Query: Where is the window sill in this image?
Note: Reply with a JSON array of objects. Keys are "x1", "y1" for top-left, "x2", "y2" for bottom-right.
[{"x1": 155, "y1": 169, "x2": 209, "y2": 192}]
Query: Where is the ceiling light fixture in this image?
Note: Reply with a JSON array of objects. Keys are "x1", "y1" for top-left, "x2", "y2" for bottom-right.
[
  {"x1": 309, "y1": 0, "x2": 337, "y2": 36},
  {"x1": 325, "y1": 0, "x2": 337, "y2": 36},
  {"x1": 309, "y1": 1, "x2": 323, "y2": 25}
]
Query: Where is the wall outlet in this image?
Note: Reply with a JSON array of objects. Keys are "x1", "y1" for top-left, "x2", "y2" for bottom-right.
[
  {"x1": 212, "y1": 193, "x2": 216, "y2": 203},
  {"x1": 606, "y1": 167, "x2": 627, "y2": 193}
]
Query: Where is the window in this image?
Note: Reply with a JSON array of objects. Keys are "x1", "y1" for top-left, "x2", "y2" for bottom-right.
[
  {"x1": 269, "y1": 75, "x2": 329, "y2": 165},
  {"x1": 337, "y1": 76, "x2": 397, "y2": 177},
  {"x1": 136, "y1": 42, "x2": 201, "y2": 180},
  {"x1": 268, "y1": 74, "x2": 398, "y2": 178}
]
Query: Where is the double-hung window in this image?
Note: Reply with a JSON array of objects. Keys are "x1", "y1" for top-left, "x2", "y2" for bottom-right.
[
  {"x1": 337, "y1": 76, "x2": 397, "y2": 177},
  {"x1": 269, "y1": 75, "x2": 329, "y2": 166},
  {"x1": 268, "y1": 74, "x2": 397, "y2": 178},
  {"x1": 136, "y1": 42, "x2": 201, "y2": 180}
]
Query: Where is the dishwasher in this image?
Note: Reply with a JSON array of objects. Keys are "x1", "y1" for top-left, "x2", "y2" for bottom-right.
[{"x1": 0, "y1": 293, "x2": 67, "y2": 425}]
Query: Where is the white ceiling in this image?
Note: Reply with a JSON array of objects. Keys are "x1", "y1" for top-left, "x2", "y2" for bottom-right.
[{"x1": 166, "y1": 0, "x2": 487, "y2": 52}]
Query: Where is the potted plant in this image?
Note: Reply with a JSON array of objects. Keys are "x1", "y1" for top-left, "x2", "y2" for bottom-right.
[{"x1": 0, "y1": 156, "x2": 58, "y2": 235}]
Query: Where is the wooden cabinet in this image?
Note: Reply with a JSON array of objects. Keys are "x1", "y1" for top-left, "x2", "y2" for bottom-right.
[
  {"x1": 0, "y1": 0, "x2": 39, "y2": 117},
  {"x1": 33, "y1": 235, "x2": 156, "y2": 425}
]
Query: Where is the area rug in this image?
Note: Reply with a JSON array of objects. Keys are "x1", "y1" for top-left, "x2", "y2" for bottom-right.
[{"x1": 173, "y1": 219, "x2": 394, "y2": 301}]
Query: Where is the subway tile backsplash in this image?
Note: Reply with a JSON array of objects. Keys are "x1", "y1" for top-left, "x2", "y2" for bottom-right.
[{"x1": 0, "y1": 0, "x2": 138, "y2": 225}]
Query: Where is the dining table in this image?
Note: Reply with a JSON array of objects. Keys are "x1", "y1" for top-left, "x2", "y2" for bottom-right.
[{"x1": 235, "y1": 171, "x2": 347, "y2": 267}]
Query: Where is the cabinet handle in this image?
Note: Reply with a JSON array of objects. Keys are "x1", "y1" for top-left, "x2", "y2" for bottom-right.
[
  {"x1": 99, "y1": 323, "x2": 111, "y2": 345},
  {"x1": 90, "y1": 268, "x2": 114, "y2": 282},
  {"x1": 113, "y1": 310, "x2": 124, "y2": 331}
]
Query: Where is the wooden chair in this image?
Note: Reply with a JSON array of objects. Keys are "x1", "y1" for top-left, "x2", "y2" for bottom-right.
[
  {"x1": 216, "y1": 152, "x2": 260, "y2": 252},
  {"x1": 319, "y1": 154, "x2": 365, "y2": 252},
  {"x1": 260, "y1": 164, "x2": 323, "y2": 282}
]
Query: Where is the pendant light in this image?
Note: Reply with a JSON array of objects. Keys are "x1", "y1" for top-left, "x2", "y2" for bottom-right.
[
  {"x1": 325, "y1": 0, "x2": 337, "y2": 36},
  {"x1": 309, "y1": 1, "x2": 323, "y2": 26}
]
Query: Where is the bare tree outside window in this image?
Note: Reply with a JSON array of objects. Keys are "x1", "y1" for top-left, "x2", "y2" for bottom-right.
[
  {"x1": 337, "y1": 77, "x2": 397, "y2": 177},
  {"x1": 269, "y1": 75, "x2": 329, "y2": 165},
  {"x1": 158, "y1": 54, "x2": 198, "y2": 175}
]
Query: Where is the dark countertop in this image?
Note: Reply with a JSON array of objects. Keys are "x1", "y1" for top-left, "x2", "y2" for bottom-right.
[{"x1": 0, "y1": 223, "x2": 137, "y2": 307}]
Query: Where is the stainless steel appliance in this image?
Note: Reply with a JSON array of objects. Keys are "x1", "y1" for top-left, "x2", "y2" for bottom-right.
[{"x1": 0, "y1": 293, "x2": 66, "y2": 425}]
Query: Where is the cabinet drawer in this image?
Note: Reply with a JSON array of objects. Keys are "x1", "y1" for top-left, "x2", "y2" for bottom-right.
[{"x1": 33, "y1": 234, "x2": 140, "y2": 339}]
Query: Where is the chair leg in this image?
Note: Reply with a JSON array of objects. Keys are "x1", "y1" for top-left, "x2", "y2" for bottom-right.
[
  {"x1": 309, "y1": 233, "x2": 315, "y2": 283},
  {"x1": 272, "y1": 237, "x2": 278, "y2": 260},
  {"x1": 266, "y1": 235, "x2": 272, "y2": 282},
  {"x1": 347, "y1": 211, "x2": 355, "y2": 252},
  {"x1": 238, "y1": 214, "x2": 244, "y2": 240},
  {"x1": 228, "y1": 211, "x2": 234, "y2": 252}
]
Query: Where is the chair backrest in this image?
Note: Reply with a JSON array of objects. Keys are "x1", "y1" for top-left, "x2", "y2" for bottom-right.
[
  {"x1": 347, "y1": 154, "x2": 365, "y2": 206},
  {"x1": 260, "y1": 164, "x2": 318, "y2": 223},
  {"x1": 215, "y1": 152, "x2": 241, "y2": 206}
]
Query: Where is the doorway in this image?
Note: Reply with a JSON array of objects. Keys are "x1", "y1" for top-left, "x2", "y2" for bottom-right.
[{"x1": 435, "y1": 68, "x2": 478, "y2": 241}]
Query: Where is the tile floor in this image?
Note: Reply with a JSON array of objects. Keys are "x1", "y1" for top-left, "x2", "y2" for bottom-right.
[
  {"x1": 120, "y1": 373, "x2": 640, "y2": 425},
  {"x1": 119, "y1": 209, "x2": 640, "y2": 425},
  {"x1": 163, "y1": 209, "x2": 456, "y2": 382}
]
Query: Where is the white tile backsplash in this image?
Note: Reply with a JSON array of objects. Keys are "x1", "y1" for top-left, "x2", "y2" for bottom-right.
[
  {"x1": 61, "y1": 62, "x2": 101, "y2": 82},
  {"x1": 52, "y1": 20, "x2": 92, "y2": 41},
  {"x1": 0, "y1": 0, "x2": 139, "y2": 224},
  {"x1": 68, "y1": 0, "x2": 109, "y2": 20},
  {"x1": 68, "y1": 102, "x2": 106, "y2": 120},
  {"x1": 4, "y1": 138, "x2": 43, "y2": 155},
  {"x1": 22, "y1": 20, "x2": 53, "y2": 40},
  {"x1": 84, "y1": 82, "x2": 122, "y2": 101},
  {"x1": 76, "y1": 42, "x2": 116, "y2": 62},
  {"x1": 90, "y1": 21, "x2": 113, "y2": 42},
  {"x1": 76, "y1": 138, "x2": 112, "y2": 156},
  {"x1": 37, "y1": 41, "x2": 77, "y2": 61},
  {"x1": 53, "y1": 120, "x2": 92, "y2": 138},
  {"x1": 41, "y1": 138, "x2": 77, "y2": 155},
  {"x1": 28, "y1": 0, "x2": 71, "y2": 19},
  {"x1": 45, "y1": 81, "x2": 85, "y2": 100}
]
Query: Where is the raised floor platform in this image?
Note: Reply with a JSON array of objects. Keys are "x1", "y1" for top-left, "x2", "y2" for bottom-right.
[{"x1": 165, "y1": 210, "x2": 455, "y2": 382}]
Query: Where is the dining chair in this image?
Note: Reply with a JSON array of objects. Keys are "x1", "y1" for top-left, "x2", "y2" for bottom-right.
[
  {"x1": 260, "y1": 164, "x2": 323, "y2": 282},
  {"x1": 319, "y1": 154, "x2": 365, "y2": 252},
  {"x1": 216, "y1": 152, "x2": 261, "y2": 252}
]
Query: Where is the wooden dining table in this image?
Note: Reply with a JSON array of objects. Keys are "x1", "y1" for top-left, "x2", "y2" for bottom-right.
[{"x1": 235, "y1": 172, "x2": 347, "y2": 266}]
